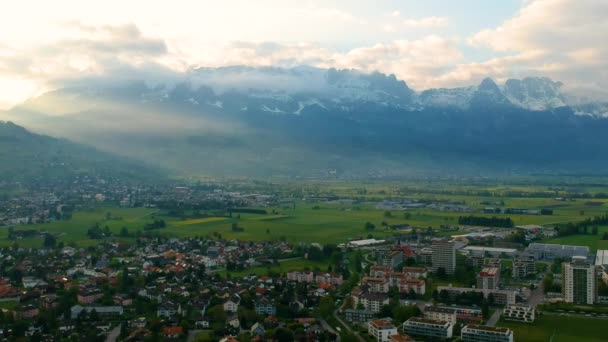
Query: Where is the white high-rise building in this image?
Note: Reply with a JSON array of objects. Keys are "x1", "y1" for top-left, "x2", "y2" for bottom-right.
[
  {"x1": 432, "y1": 238, "x2": 456, "y2": 275},
  {"x1": 563, "y1": 256, "x2": 596, "y2": 304}
]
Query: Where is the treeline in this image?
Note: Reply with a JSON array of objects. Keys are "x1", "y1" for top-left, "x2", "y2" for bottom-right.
[
  {"x1": 458, "y1": 215, "x2": 514, "y2": 228},
  {"x1": 143, "y1": 219, "x2": 166, "y2": 231},
  {"x1": 228, "y1": 208, "x2": 268, "y2": 215},
  {"x1": 397, "y1": 186, "x2": 607, "y2": 199},
  {"x1": 555, "y1": 214, "x2": 608, "y2": 237}
]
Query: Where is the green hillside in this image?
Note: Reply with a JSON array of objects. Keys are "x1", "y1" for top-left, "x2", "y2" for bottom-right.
[{"x1": 0, "y1": 121, "x2": 163, "y2": 183}]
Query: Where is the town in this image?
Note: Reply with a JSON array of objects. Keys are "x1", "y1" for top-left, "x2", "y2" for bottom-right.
[{"x1": 2, "y1": 178, "x2": 608, "y2": 341}]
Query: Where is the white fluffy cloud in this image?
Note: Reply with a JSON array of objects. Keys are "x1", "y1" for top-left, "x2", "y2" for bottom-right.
[
  {"x1": 0, "y1": 0, "x2": 607, "y2": 108},
  {"x1": 462, "y1": 0, "x2": 608, "y2": 96}
]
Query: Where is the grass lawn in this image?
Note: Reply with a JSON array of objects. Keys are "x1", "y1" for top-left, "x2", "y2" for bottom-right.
[
  {"x1": 543, "y1": 226, "x2": 608, "y2": 251},
  {"x1": 498, "y1": 314, "x2": 608, "y2": 342}
]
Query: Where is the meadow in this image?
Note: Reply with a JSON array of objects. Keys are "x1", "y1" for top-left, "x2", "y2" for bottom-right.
[
  {"x1": 2, "y1": 183, "x2": 608, "y2": 248},
  {"x1": 498, "y1": 314, "x2": 608, "y2": 342}
]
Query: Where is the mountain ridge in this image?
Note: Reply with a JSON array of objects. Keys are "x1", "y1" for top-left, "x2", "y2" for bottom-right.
[{"x1": 3, "y1": 66, "x2": 608, "y2": 178}]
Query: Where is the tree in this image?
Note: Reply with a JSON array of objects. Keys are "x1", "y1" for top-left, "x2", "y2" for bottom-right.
[
  {"x1": 120, "y1": 227, "x2": 129, "y2": 237},
  {"x1": 403, "y1": 212, "x2": 412, "y2": 219},
  {"x1": 364, "y1": 222, "x2": 376, "y2": 231},
  {"x1": 318, "y1": 296, "x2": 335, "y2": 318},
  {"x1": 392, "y1": 305, "x2": 420, "y2": 324},
  {"x1": 275, "y1": 327, "x2": 295, "y2": 342},
  {"x1": 43, "y1": 233, "x2": 56, "y2": 248},
  {"x1": 593, "y1": 226, "x2": 599, "y2": 235},
  {"x1": 384, "y1": 211, "x2": 392, "y2": 217}
]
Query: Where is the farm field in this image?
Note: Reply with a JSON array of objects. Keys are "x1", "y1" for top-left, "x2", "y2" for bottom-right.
[
  {"x1": 497, "y1": 314, "x2": 608, "y2": 342},
  {"x1": 543, "y1": 226, "x2": 608, "y2": 251},
  {"x1": 2, "y1": 186, "x2": 608, "y2": 247}
]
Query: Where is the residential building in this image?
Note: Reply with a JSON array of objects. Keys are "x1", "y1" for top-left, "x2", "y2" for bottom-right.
[
  {"x1": 403, "y1": 317, "x2": 453, "y2": 340},
  {"x1": 503, "y1": 304, "x2": 535, "y2": 323},
  {"x1": 157, "y1": 301, "x2": 181, "y2": 318},
  {"x1": 13, "y1": 305, "x2": 39, "y2": 320},
  {"x1": 388, "y1": 335, "x2": 414, "y2": 342},
  {"x1": 512, "y1": 254, "x2": 536, "y2": 279},
  {"x1": 461, "y1": 324, "x2": 513, "y2": 342},
  {"x1": 344, "y1": 309, "x2": 375, "y2": 322},
  {"x1": 432, "y1": 239, "x2": 455, "y2": 275},
  {"x1": 352, "y1": 292, "x2": 390, "y2": 313},
  {"x1": 254, "y1": 297, "x2": 276, "y2": 316},
  {"x1": 223, "y1": 296, "x2": 240, "y2": 313},
  {"x1": 77, "y1": 288, "x2": 104, "y2": 304},
  {"x1": 362, "y1": 277, "x2": 390, "y2": 293},
  {"x1": 287, "y1": 271, "x2": 314, "y2": 283},
  {"x1": 402, "y1": 267, "x2": 428, "y2": 278},
  {"x1": 315, "y1": 272, "x2": 344, "y2": 286},
  {"x1": 70, "y1": 305, "x2": 124, "y2": 319},
  {"x1": 437, "y1": 286, "x2": 516, "y2": 305},
  {"x1": 368, "y1": 319, "x2": 398, "y2": 342},
  {"x1": 563, "y1": 256, "x2": 597, "y2": 304},
  {"x1": 416, "y1": 248, "x2": 433, "y2": 266},
  {"x1": 477, "y1": 267, "x2": 500, "y2": 290},
  {"x1": 423, "y1": 306, "x2": 457, "y2": 325}
]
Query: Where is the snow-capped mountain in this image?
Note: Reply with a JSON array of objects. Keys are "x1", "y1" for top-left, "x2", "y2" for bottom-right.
[
  {"x1": 6, "y1": 66, "x2": 608, "y2": 178},
  {"x1": 17, "y1": 66, "x2": 602, "y2": 117}
]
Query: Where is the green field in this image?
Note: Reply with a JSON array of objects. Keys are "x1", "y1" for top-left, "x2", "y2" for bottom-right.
[
  {"x1": 498, "y1": 314, "x2": 608, "y2": 342},
  {"x1": 3, "y1": 186, "x2": 608, "y2": 247},
  {"x1": 544, "y1": 228, "x2": 608, "y2": 251}
]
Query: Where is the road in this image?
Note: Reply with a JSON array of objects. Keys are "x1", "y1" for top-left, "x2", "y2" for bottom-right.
[
  {"x1": 333, "y1": 299, "x2": 366, "y2": 342},
  {"x1": 105, "y1": 326, "x2": 120, "y2": 342},
  {"x1": 486, "y1": 309, "x2": 502, "y2": 326},
  {"x1": 319, "y1": 318, "x2": 341, "y2": 341}
]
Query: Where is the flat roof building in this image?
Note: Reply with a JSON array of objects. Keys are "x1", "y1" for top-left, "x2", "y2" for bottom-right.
[
  {"x1": 461, "y1": 324, "x2": 513, "y2": 342},
  {"x1": 403, "y1": 317, "x2": 453, "y2": 340},
  {"x1": 368, "y1": 319, "x2": 398, "y2": 342},
  {"x1": 526, "y1": 243, "x2": 589, "y2": 261}
]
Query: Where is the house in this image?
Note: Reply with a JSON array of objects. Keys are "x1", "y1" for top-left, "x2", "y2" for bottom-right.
[
  {"x1": 368, "y1": 319, "x2": 398, "y2": 342},
  {"x1": 251, "y1": 322, "x2": 265, "y2": 336},
  {"x1": 77, "y1": 288, "x2": 104, "y2": 304},
  {"x1": 129, "y1": 317, "x2": 147, "y2": 328},
  {"x1": 255, "y1": 297, "x2": 277, "y2": 316},
  {"x1": 226, "y1": 316, "x2": 240, "y2": 329},
  {"x1": 162, "y1": 326, "x2": 184, "y2": 339},
  {"x1": 223, "y1": 295, "x2": 240, "y2": 313},
  {"x1": 113, "y1": 294, "x2": 133, "y2": 306},
  {"x1": 195, "y1": 317, "x2": 211, "y2": 329},
  {"x1": 157, "y1": 301, "x2": 181, "y2": 318},
  {"x1": 13, "y1": 304, "x2": 39, "y2": 320}
]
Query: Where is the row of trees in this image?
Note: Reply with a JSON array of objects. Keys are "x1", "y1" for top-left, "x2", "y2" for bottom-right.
[
  {"x1": 555, "y1": 214, "x2": 608, "y2": 237},
  {"x1": 458, "y1": 215, "x2": 514, "y2": 228}
]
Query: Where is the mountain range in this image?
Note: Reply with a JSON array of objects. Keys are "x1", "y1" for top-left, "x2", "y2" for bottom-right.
[{"x1": 3, "y1": 66, "x2": 608, "y2": 179}]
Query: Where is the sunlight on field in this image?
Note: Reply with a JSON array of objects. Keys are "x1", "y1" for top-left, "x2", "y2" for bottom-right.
[{"x1": 173, "y1": 217, "x2": 227, "y2": 226}]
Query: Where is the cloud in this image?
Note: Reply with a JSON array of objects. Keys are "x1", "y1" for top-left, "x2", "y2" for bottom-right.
[
  {"x1": 383, "y1": 14, "x2": 449, "y2": 32},
  {"x1": 401, "y1": 16, "x2": 449, "y2": 28},
  {"x1": 466, "y1": 0, "x2": 608, "y2": 97}
]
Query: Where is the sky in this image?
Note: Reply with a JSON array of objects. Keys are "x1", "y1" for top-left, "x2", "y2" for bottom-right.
[{"x1": 0, "y1": 0, "x2": 606, "y2": 109}]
